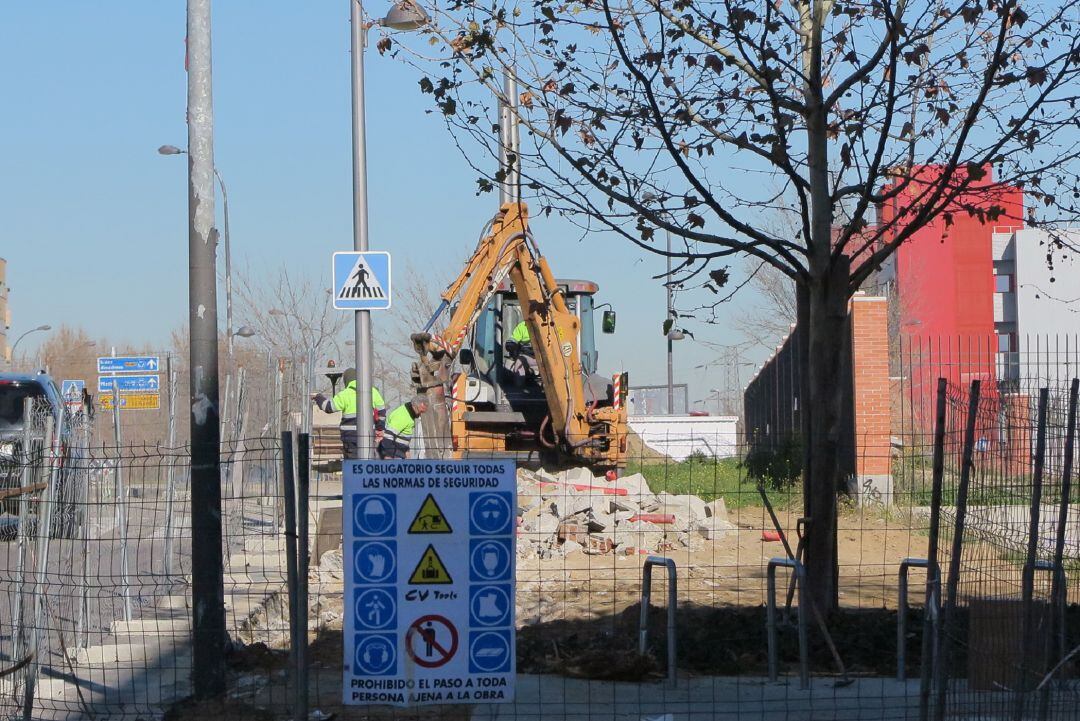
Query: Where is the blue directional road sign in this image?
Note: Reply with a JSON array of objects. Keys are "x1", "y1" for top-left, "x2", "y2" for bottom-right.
[
  {"x1": 333, "y1": 251, "x2": 391, "y2": 311},
  {"x1": 353, "y1": 494, "x2": 396, "y2": 537},
  {"x1": 469, "y1": 539, "x2": 512, "y2": 583},
  {"x1": 468, "y1": 630, "x2": 512, "y2": 674},
  {"x1": 354, "y1": 634, "x2": 397, "y2": 676},
  {"x1": 469, "y1": 585, "x2": 511, "y2": 627},
  {"x1": 98, "y1": 375, "x2": 160, "y2": 393},
  {"x1": 355, "y1": 587, "x2": 397, "y2": 631},
  {"x1": 469, "y1": 492, "x2": 513, "y2": 535},
  {"x1": 354, "y1": 540, "x2": 397, "y2": 584},
  {"x1": 97, "y1": 356, "x2": 159, "y2": 374}
]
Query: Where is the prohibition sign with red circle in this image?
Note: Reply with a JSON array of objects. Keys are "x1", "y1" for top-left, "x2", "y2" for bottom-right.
[{"x1": 405, "y1": 614, "x2": 459, "y2": 668}]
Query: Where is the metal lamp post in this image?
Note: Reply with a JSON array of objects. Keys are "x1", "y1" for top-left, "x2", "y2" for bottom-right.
[
  {"x1": 642, "y1": 192, "x2": 685, "y2": 415},
  {"x1": 350, "y1": 0, "x2": 429, "y2": 459},
  {"x1": 159, "y1": 144, "x2": 235, "y2": 368},
  {"x1": 9, "y1": 325, "x2": 51, "y2": 365}
]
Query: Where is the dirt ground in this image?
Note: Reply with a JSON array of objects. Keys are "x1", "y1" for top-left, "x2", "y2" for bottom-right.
[{"x1": 164, "y1": 505, "x2": 938, "y2": 720}]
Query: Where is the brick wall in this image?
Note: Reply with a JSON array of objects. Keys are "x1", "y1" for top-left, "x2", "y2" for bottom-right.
[{"x1": 849, "y1": 294, "x2": 893, "y2": 503}]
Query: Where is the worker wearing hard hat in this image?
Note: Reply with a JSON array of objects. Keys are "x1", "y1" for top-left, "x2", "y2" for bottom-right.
[
  {"x1": 378, "y1": 395, "x2": 430, "y2": 459},
  {"x1": 313, "y1": 367, "x2": 386, "y2": 458}
]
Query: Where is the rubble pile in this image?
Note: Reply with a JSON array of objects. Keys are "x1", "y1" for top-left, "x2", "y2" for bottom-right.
[{"x1": 515, "y1": 467, "x2": 735, "y2": 559}]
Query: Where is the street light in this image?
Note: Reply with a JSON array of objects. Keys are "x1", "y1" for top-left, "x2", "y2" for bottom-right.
[
  {"x1": 350, "y1": 0, "x2": 429, "y2": 459},
  {"x1": 642, "y1": 192, "x2": 685, "y2": 414},
  {"x1": 158, "y1": 144, "x2": 236, "y2": 368},
  {"x1": 233, "y1": 326, "x2": 257, "y2": 339},
  {"x1": 380, "y1": 0, "x2": 429, "y2": 30},
  {"x1": 9, "y1": 325, "x2": 51, "y2": 363}
]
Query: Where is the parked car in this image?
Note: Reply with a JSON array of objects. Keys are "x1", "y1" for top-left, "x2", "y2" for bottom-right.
[{"x1": 0, "y1": 372, "x2": 81, "y2": 537}]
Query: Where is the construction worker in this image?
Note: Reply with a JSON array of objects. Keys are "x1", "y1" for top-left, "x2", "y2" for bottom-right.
[
  {"x1": 510, "y1": 320, "x2": 531, "y2": 345},
  {"x1": 378, "y1": 395, "x2": 430, "y2": 459},
  {"x1": 506, "y1": 319, "x2": 536, "y2": 381},
  {"x1": 312, "y1": 367, "x2": 386, "y2": 458}
]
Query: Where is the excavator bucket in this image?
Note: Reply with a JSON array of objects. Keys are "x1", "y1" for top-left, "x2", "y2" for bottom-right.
[{"x1": 410, "y1": 335, "x2": 453, "y2": 459}]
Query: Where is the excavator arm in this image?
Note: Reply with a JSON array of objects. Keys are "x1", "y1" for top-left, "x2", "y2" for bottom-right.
[{"x1": 411, "y1": 202, "x2": 626, "y2": 469}]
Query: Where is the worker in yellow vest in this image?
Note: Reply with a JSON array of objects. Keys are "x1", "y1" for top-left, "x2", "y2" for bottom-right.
[
  {"x1": 313, "y1": 367, "x2": 386, "y2": 458},
  {"x1": 377, "y1": 395, "x2": 430, "y2": 459}
]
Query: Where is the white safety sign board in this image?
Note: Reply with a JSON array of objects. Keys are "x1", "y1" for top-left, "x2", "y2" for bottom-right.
[
  {"x1": 333, "y1": 251, "x2": 392, "y2": 311},
  {"x1": 61, "y1": 380, "x2": 85, "y2": 411},
  {"x1": 343, "y1": 460, "x2": 516, "y2": 707}
]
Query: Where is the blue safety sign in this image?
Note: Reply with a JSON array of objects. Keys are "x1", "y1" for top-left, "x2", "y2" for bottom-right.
[
  {"x1": 355, "y1": 587, "x2": 397, "y2": 631},
  {"x1": 343, "y1": 460, "x2": 516, "y2": 707},
  {"x1": 469, "y1": 492, "x2": 513, "y2": 535},
  {"x1": 333, "y1": 251, "x2": 392, "y2": 311},
  {"x1": 97, "y1": 356, "x2": 159, "y2": 373},
  {"x1": 353, "y1": 541, "x2": 397, "y2": 584},
  {"x1": 353, "y1": 494, "x2": 396, "y2": 537},
  {"x1": 354, "y1": 634, "x2": 397, "y2": 676},
  {"x1": 469, "y1": 539, "x2": 512, "y2": 583},
  {"x1": 469, "y1": 585, "x2": 511, "y2": 627},
  {"x1": 98, "y1": 375, "x2": 160, "y2": 393},
  {"x1": 468, "y1": 630, "x2": 512, "y2": 674}
]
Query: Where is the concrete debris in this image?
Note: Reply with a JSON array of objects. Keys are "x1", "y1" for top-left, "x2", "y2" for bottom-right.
[
  {"x1": 705, "y1": 497, "x2": 729, "y2": 522},
  {"x1": 562, "y1": 540, "x2": 584, "y2": 556},
  {"x1": 515, "y1": 466, "x2": 734, "y2": 557}
]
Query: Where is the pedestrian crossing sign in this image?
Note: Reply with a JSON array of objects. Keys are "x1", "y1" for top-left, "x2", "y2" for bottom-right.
[{"x1": 333, "y1": 251, "x2": 392, "y2": 311}]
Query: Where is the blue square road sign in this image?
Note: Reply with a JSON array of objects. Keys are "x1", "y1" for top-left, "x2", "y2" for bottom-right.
[{"x1": 333, "y1": 251, "x2": 391, "y2": 311}]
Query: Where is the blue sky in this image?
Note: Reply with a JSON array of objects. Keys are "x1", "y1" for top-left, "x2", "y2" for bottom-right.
[{"x1": 0, "y1": 2, "x2": 766, "y2": 406}]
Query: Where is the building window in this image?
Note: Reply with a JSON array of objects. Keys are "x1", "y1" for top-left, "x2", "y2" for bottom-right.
[
  {"x1": 994, "y1": 274, "x2": 1013, "y2": 293},
  {"x1": 997, "y1": 332, "x2": 1017, "y2": 353}
]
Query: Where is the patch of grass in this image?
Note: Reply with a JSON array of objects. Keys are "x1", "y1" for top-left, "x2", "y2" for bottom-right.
[{"x1": 625, "y1": 456, "x2": 802, "y2": 508}]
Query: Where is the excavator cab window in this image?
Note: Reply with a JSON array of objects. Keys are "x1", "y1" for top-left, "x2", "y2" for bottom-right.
[
  {"x1": 471, "y1": 302, "x2": 497, "y2": 375},
  {"x1": 576, "y1": 293, "x2": 598, "y2": 375}
]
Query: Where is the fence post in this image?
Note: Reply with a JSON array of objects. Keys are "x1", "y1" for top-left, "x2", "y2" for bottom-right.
[
  {"x1": 274, "y1": 359, "x2": 285, "y2": 529},
  {"x1": 1015, "y1": 388, "x2": 1049, "y2": 720},
  {"x1": 112, "y1": 384, "x2": 133, "y2": 622},
  {"x1": 76, "y1": 411, "x2": 92, "y2": 650},
  {"x1": 1039, "y1": 378, "x2": 1078, "y2": 719},
  {"x1": 234, "y1": 365, "x2": 247, "y2": 501},
  {"x1": 22, "y1": 414, "x2": 61, "y2": 721},
  {"x1": 919, "y1": 378, "x2": 948, "y2": 721},
  {"x1": 12, "y1": 398, "x2": 37, "y2": 672},
  {"x1": 164, "y1": 358, "x2": 179, "y2": 576},
  {"x1": 297, "y1": 433, "x2": 311, "y2": 721},
  {"x1": 281, "y1": 432, "x2": 301, "y2": 721},
  {"x1": 932, "y1": 379, "x2": 981, "y2": 721}
]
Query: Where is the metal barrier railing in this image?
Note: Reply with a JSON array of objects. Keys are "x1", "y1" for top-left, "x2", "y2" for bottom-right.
[
  {"x1": 639, "y1": 555, "x2": 677, "y2": 686},
  {"x1": 1025, "y1": 558, "x2": 1068, "y2": 654},
  {"x1": 766, "y1": 556, "x2": 808, "y2": 689},
  {"x1": 897, "y1": 557, "x2": 929, "y2": 682}
]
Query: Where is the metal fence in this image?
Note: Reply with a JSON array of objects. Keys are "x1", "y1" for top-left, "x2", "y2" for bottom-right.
[
  {"x1": 1, "y1": 346, "x2": 1078, "y2": 719},
  {"x1": 918, "y1": 378, "x2": 1080, "y2": 720}
]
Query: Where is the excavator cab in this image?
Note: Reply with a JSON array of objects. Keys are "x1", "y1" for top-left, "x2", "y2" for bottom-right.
[
  {"x1": 410, "y1": 202, "x2": 628, "y2": 471},
  {"x1": 471, "y1": 279, "x2": 602, "y2": 377},
  {"x1": 449, "y1": 278, "x2": 620, "y2": 466}
]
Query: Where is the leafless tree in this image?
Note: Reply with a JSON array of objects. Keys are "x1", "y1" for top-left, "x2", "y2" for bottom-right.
[
  {"x1": 233, "y1": 263, "x2": 347, "y2": 363},
  {"x1": 387, "y1": 0, "x2": 1080, "y2": 608}
]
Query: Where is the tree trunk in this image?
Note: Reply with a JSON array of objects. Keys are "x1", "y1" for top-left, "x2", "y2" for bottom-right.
[{"x1": 800, "y1": 256, "x2": 851, "y2": 613}]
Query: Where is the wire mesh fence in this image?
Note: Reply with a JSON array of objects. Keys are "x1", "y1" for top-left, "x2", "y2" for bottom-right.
[{"x1": 0, "y1": 340, "x2": 1076, "y2": 719}]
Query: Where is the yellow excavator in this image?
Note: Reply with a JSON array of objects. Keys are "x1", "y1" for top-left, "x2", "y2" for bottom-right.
[{"x1": 410, "y1": 201, "x2": 629, "y2": 473}]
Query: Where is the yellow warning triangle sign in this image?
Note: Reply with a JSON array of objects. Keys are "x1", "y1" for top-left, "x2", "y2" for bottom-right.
[
  {"x1": 408, "y1": 494, "x2": 453, "y2": 534},
  {"x1": 408, "y1": 544, "x2": 454, "y2": 585}
]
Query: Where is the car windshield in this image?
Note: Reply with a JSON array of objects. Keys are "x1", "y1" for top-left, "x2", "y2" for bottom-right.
[{"x1": 0, "y1": 383, "x2": 46, "y2": 431}]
